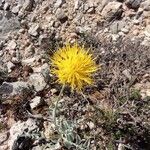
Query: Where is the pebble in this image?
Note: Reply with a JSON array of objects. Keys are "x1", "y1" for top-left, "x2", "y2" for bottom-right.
[
  {"x1": 54, "y1": 0, "x2": 65, "y2": 8},
  {"x1": 56, "y1": 9, "x2": 68, "y2": 23},
  {"x1": 0, "y1": 132, "x2": 9, "y2": 145},
  {"x1": 133, "y1": 19, "x2": 140, "y2": 25},
  {"x1": 122, "y1": 69, "x2": 132, "y2": 80},
  {"x1": 22, "y1": 57, "x2": 36, "y2": 66},
  {"x1": 121, "y1": 28, "x2": 129, "y2": 34},
  {"x1": 28, "y1": 73, "x2": 47, "y2": 92},
  {"x1": 28, "y1": 23, "x2": 40, "y2": 36},
  {"x1": 23, "y1": 0, "x2": 34, "y2": 11},
  {"x1": 126, "y1": 0, "x2": 142, "y2": 9},
  {"x1": 12, "y1": 5, "x2": 20, "y2": 14},
  {"x1": 6, "y1": 40, "x2": 17, "y2": 50},
  {"x1": 101, "y1": 1, "x2": 123, "y2": 21},
  {"x1": 144, "y1": 25, "x2": 150, "y2": 37},
  {"x1": 3, "y1": 3, "x2": 10, "y2": 10},
  {"x1": 87, "y1": 121, "x2": 95, "y2": 129},
  {"x1": 141, "y1": 0, "x2": 150, "y2": 11},
  {"x1": 0, "y1": 81, "x2": 30, "y2": 96},
  {"x1": 7, "y1": 61, "x2": 15, "y2": 73},
  {"x1": 30, "y1": 96, "x2": 43, "y2": 109},
  {"x1": 9, "y1": 119, "x2": 38, "y2": 150}
]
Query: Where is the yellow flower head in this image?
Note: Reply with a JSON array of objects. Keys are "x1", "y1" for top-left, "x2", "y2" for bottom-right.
[{"x1": 51, "y1": 43, "x2": 97, "y2": 91}]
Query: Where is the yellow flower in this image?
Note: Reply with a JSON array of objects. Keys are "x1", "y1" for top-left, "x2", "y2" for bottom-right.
[{"x1": 51, "y1": 43, "x2": 97, "y2": 91}]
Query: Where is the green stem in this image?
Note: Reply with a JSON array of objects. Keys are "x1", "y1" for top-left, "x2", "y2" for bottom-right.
[{"x1": 53, "y1": 84, "x2": 65, "y2": 128}]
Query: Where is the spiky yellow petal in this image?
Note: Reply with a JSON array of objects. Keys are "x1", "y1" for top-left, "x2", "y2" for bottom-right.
[{"x1": 51, "y1": 43, "x2": 97, "y2": 91}]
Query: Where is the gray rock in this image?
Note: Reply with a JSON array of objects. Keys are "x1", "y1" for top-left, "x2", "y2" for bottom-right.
[
  {"x1": 22, "y1": 57, "x2": 36, "y2": 66},
  {"x1": 121, "y1": 28, "x2": 129, "y2": 34},
  {"x1": 54, "y1": 0, "x2": 65, "y2": 8},
  {"x1": 30, "y1": 96, "x2": 43, "y2": 109},
  {"x1": 0, "y1": 82, "x2": 13, "y2": 95},
  {"x1": 0, "y1": 132, "x2": 9, "y2": 145},
  {"x1": 23, "y1": 0, "x2": 34, "y2": 11},
  {"x1": 96, "y1": 0, "x2": 110, "y2": 13},
  {"x1": 110, "y1": 20, "x2": 126, "y2": 34},
  {"x1": 144, "y1": 25, "x2": 150, "y2": 37},
  {"x1": 74, "y1": 0, "x2": 80, "y2": 10},
  {"x1": 24, "y1": 45, "x2": 35, "y2": 58},
  {"x1": 7, "y1": 61, "x2": 15, "y2": 73},
  {"x1": 126, "y1": 0, "x2": 142, "y2": 9},
  {"x1": 6, "y1": 40, "x2": 16, "y2": 50},
  {"x1": 141, "y1": 0, "x2": 150, "y2": 11},
  {"x1": 87, "y1": 121, "x2": 95, "y2": 129},
  {"x1": 101, "y1": 1, "x2": 123, "y2": 21},
  {"x1": 0, "y1": 51, "x2": 3, "y2": 57},
  {"x1": 3, "y1": 3, "x2": 10, "y2": 10},
  {"x1": 38, "y1": 34, "x2": 48, "y2": 45},
  {"x1": 0, "y1": 81, "x2": 30, "y2": 96},
  {"x1": 56, "y1": 9, "x2": 68, "y2": 23},
  {"x1": 9, "y1": 119, "x2": 38, "y2": 150},
  {"x1": 28, "y1": 23, "x2": 40, "y2": 36},
  {"x1": 28, "y1": 73, "x2": 47, "y2": 92},
  {"x1": 122, "y1": 69, "x2": 132, "y2": 80},
  {"x1": 0, "y1": 16, "x2": 20, "y2": 41},
  {"x1": 32, "y1": 63, "x2": 50, "y2": 81},
  {"x1": 12, "y1": 5, "x2": 20, "y2": 14},
  {"x1": 110, "y1": 22, "x2": 119, "y2": 34}
]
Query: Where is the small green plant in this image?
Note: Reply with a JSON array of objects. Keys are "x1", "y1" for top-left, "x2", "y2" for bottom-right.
[{"x1": 130, "y1": 89, "x2": 141, "y2": 101}]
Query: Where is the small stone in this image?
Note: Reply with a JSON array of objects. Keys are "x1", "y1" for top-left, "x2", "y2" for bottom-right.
[
  {"x1": 74, "y1": 0, "x2": 80, "y2": 10},
  {"x1": 28, "y1": 73, "x2": 47, "y2": 92},
  {"x1": 23, "y1": 0, "x2": 34, "y2": 11},
  {"x1": 6, "y1": 40, "x2": 17, "y2": 50},
  {"x1": 0, "y1": 51, "x2": 3, "y2": 57},
  {"x1": 24, "y1": 45, "x2": 35, "y2": 58},
  {"x1": 132, "y1": 29, "x2": 139, "y2": 36},
  {"x1": 33, "y1": 63, "x2": 50, "y2": 82},
  {"x1": 3, "y1": 3, "x2": 10, "y2": 10},
  {"x1": 50, "y1": 88, "x2": 58, "y2": 95},
  {"x1": 9, "y1": 119, "x2": 38, "y2": 150},
  {"x1": 122, "y1": 69, "x2": 132, "y2": 80},
  {"x1": 111, "y1": 34, "x2": 120, "y2": 41},
  {"x1": 126, "y1": 0, "x2": 142, "y2": 9},
  {"x1": 96, "y1": 0, "x2": 110, "y2": 13},
  {"x1": 109, "y1": 22, "x2": 119, "y2": 34},
  {"x1": 101, "y1": 2, "x2": 123, "y2": 21},
  {"x1": 11, "y1": 57, "x2": 20, "y2": 64},
  {"x1": 0, "y1": 81, "x2": 30, "y2": 96},
  {"x1": 133, "y1": 19, "x2": 140, "y2": 25},
  {"x1": 144, "y1": 25, "x2": 150, "y2": 37},
  {"x1": 141, "y1": 0, "x2": 150, "y2": 11},
  {"x1": 87, "y1": 7, "x2": 95, "y2": 13},
  {"x1": 0, "y1": 132, "x2": 9, "y2": 145},
  {"x1": 121, "y1": 28, "x2": 129, "y2": 34},
  {"x1": 7, "y1": 61, "x2": 15, "y2": 73},
  {"x1": 30, "y1": 96, "x2": 42, "y2": 109},
  {"x1": 87, "y1": 121, "x2": 95, "y2": 129},
  {"x1": 28, "y1": 23, "x2": 40, "y2": 36},
  {"x1": 56, "y1": 9, "x2": 68, "y2": 23},
  {"x1": 12, "y1": 5, "x2": 20, "y2": 14},
  {"x1": 54, "y1": 0, "x2": 65, "y2": 8},
  {"x1": 22, "y1": 57, "x2": 36, "y2": 66},
  {"x1": 19, "y1": 29, "x2": 25, "y2": 33},
  {"x1": 38, "y1": 34, "x2": 48, "y2": 45}
]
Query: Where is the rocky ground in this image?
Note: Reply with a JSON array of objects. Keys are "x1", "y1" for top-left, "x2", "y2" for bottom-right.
[{"x1": 0, "y1": 0, "x2": 150, "y2": 150}]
